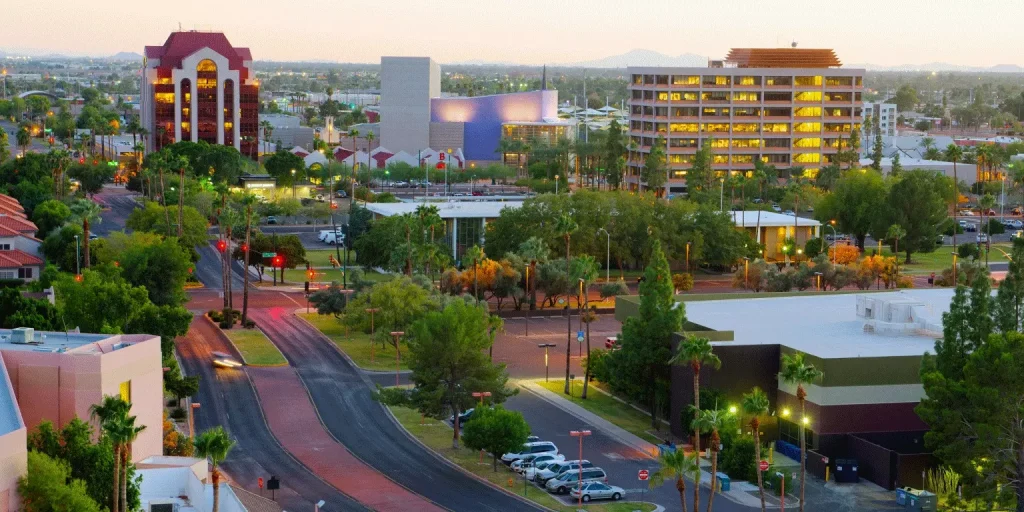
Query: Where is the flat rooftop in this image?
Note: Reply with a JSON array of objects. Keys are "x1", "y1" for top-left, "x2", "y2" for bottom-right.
[
  {"x1": 684, "y1": 289, "x2": 956, "y2": 359},
  {"x1": 366, "y1": 200, "x2": 523, "y2": 219},
  {"x1": 0, "y1": 329, "x2": 152, "y2": 354},
  {"x1": 730, "y1": 211, "x2": 821, "y2": 228}
]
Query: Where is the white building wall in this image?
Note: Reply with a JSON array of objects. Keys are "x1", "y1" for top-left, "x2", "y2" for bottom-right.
[{"x1": 381, "y1": 57, "x2": 440, "y2": 154}]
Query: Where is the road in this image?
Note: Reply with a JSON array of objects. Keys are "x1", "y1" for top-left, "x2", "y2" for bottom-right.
[
  {"x1": 248, "y1": 308, "x2": 544, "y2": 512},
  {"x1": 176, "y1": 317, "x2": 367, "y2": 512},
  {"x1": 92, "y1": 188, "x2": 140, "y2": 237},
  {"x1": 194, "y1": 242, "x2": 247, "y2": 291}
]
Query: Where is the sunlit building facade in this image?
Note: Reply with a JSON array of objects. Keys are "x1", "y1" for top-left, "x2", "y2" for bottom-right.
[
  {"x1": 141, "y1": 32, "x2": 259, "y2": 156},
  {"x1": 627, "y1": 48, "x2": 864, "y2": 195}
]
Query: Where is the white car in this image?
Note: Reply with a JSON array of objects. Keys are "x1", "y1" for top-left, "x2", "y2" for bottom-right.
[
  {"x1": 771, "y1": 203, "x2": 782, "y2": 212},
  {"x1": 570, "y1": 482, "x2": 625, "y2": 502},
  {"x1": 534, "y1": 459, "x2": 592, "y2": 483},
  {"x1": 500, "y1": 441, "x2": 558, "y2": 465},
  {"x1": 323, "y1": 232, "x2": 345, "y2": 245},
  {"x1": 1005, "y1": 219, "x2": 1023, "y2": 229},
  {"x1": 545, "y1": 467, "x2": 608, "y2": 494},
  {"x1": 512, "y1": 453, "x2": 564, "y2": 474},
  {"x1": 523, "y1": 457, "x2": 564, "y2": 481},
  {"x1": 211, "y1": 351, "x2": 242, "y2": 369}
]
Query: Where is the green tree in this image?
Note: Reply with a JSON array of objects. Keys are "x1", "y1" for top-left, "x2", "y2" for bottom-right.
[
  {"x1": 344, "y1": 276, "x2": 432, "y2": 352},
  {"x1": 405, "y1": 300, "x2": 515, "y2": 448},
  {"x1": 669, "y1": 335, "x2": 720, "y2": 512},
  {"x1": 89, "y1": 396, "x2": 130, "y2": 512},
  {"x1": 16, "y1": 125, "x2": 31, "y2": 155},
  {"x1": 995, "y1": 238, "x2": 1024, "y2": 332},
  {"x1": 555, "y1": 213, "x2": 578, "y2": 394},
  {"x1": 604, "y1": 119, "x2": 626, "y2": 189},
  {"x1": 194, "y1": 426, "x2": 236, "y2": 512},
  {"x1": 894, "y1": 84, "x2": 920, "y2": 112},
  {"x1": 69, "y1": 161, "x2": 114, "y2": 197},
  {"x1": 461, "y1": 406, "x2": 531, "y2": 471},
  {"x1": 694, "y1": 408, "x2": 732, "y2": 512},
  {"x1": 779, "y1": 352, "x2": 823, "y2": 512},
  {"x1": 687, "y1": 140, "x2": 715, "y2": 202},
  {"x1": 70, "y1": 199, "x2": 103, "y2": 269},
  {"x1": 742, "y1": 387, "x2": 771, "y2": 512},
  {"x1": 890, "y1": 152, "x2": 903, "y2": 176},
  {"x1": 870, "y1": 116, "x2": 884, "y2": 171},
  {"x1": 126, "y1": 202, "x2": 209, "y2": 249},
  {"x1": 19, "y1": 451, "x2": 103, "y2": 512},
  {"x1": 0, "y1": 126, "x2": 9, "y2": 162},
  {"x1": 649, "y1": 449, "x2": 701, "y2": 512},
  {"x1": 263, "y1": 149, "x2": 305, "y2": 187},
  {"x1": 643, "y1": 135, "x2": 667, "y2": 196},
  {"x1": 309, "y1": 282, "x2": 348, "y2": 317},
  {"x1": 0, "y1": 287, "x2": 58, "y2": 329},
  {"x1": 887, "y1": 224, "x2": 907, "y2": 282},
  {"x1": 42, "y1": 223, "x2": 85, "y2": 273},
  {"x1": 32, "y1": 199, "x2": 71, "y2": 238},
  {"x1": 814, "y1": 163, "x2": 841, "y2": 191},
  {"x1": 606, "y1": 240, "x2": 685, "y2": 429},
  {"x1": 884, "y1": 170, "x2": 950, "y2": 263},
  {"x1": 114, "y1": 233, "x2": 193, "y2": 306}
]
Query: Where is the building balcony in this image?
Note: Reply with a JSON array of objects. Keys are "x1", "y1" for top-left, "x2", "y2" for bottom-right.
[
  {"x1": 761, "y1": 147, "x2": 792, "y2": 152},
  {"x1": 763, "y1": 100, "x2": 792, "y2": 106},
  {"x1": 667, "y1": 147, "x2": 698, "y2": 154}
]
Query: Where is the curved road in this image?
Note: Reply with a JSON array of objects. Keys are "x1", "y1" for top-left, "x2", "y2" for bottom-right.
[
  {"x1": 177, "y1": 317, "x2": 367, "y2": 512},
  {"x1": 249, "y1": 308, "x2": 544, "y2": 512}
]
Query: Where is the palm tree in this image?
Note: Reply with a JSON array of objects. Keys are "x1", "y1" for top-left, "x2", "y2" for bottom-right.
[
  {"x1": 116, "y1": 415, "x2": 146, "y2": 512},
  {"x1": 174, "y1": 155, "x2": 189, "y2": 238},
  {"x1": 779, "y1": 352, "x2": 823, "y2": 512},
  {"x1": 694, "y1": 408, "x2": 730, "y2": 512},
  {"x1": 887, "y1": 224, "x2": 907, "y2": 281},
  {"x1": 556, "y1": 213, "x2": 578, "y2": 395},
  {"x1": 669, "y1": 335, "x2": 720, "y2": 512},
  {"x1": 649, "y1": 449, "x2": 701, "y2": 512},
  {"x1": 741, "y1": 387, "x2": 771, "y2": 512},
  {"x1": 194, "y1": 426, "x2": 236, "y2": 512},
  {"x1": 16, "y1": 125, "x2": 30, "y2": 156},
  {"x1": 71, "y1": 199, "x2": 102, "y2": 269},
  {"x1": 349, "y1": 128, "x2": 361, "y2": 184},
  {"x1": 260, "y1": 120, "x2": 273, "y2": 160},
  {"x1": 945, "y1": 144, "x2": 964, "y2": 250},
  {"x1": 241, "y1": 195, "x2": 257, "y2": 326},
  {"x1": 90, "y1": 396, "x2": 130, "y2": 512},
  {"x1": 137, "y1": 127, "x2": 150, "y2": 155},
  {"x1": 218, "y1": 206, "x2": 242, "y2": 311},
  {"x1": 365, "y1": 131, "x2": 376, "y2": 176},
  {"x1": 976, "y1": 143, "x2": 993, "y2": 183}
]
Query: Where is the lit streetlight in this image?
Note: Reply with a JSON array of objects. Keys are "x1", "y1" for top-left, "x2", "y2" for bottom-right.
[
  {"x1": 189, "y1": 402, "x2": 201, "y2": 440},
  {"x1": 569, "y1": 430, "x2": 592, "y2": 507},
  {"x1": 291, "y1": 169, "x2": 297, "y2": 199},
  {"x1": 537, "y1": 343, "x2": 556, "y2": 382},
  {"x1": 73, "y1": 234, "x2": 81, "y2": 274},
  {"x1": 827, "y1": 220, "x2": 837, "y2": 264},
  {"x1": 366, "y1": 308, "x2": 380, "y2": 362},
  {"x1": 554, "y1": 174, "x2": 560, "y2": 194}
]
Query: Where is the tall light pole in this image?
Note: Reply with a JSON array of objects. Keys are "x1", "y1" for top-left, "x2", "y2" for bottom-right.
[
  {"x1": 569, "y1": 429, "x2": 592, "y2": 507},
  {"x1": 555, "y1": 174, "x2": 560, "y2": 194},
  {"x1": 390, "y1": 331, "x2": 404, "y2": 386},
  {"x1": 597, "y1": 228, "x2": 610, "y2": 282},
  {"x1": 719, "y1": 177, "x2": 725, "y2": 211},
  {"x1": 366, "y1": 308, "x2": 380, "y2": 363},
  {"x1": 537, "y1": 343, "x2": 556, "y2": 382},
  {"x1": 446, "y1": 148, "x2": 453, "y2": 197},
  {"x1": 291, "y1": 169, "x2": 296, "y2": 199},
  {"x1": 827, "y1": 220, "x2": 838, "y2": 264},
  {"x1": 73, "y1": 235, "x2": 81, "y2": 275}
]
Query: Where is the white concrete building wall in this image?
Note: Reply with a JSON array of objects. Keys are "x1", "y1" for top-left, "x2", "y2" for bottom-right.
[
  {"x1": 0, "y1": 236, "x2": 40, "y2": 255},
  {"x1": 429, "y1": 122, "x2": 465, "y2": 151},
  {"x1": 863, "y1": 102, "x2": 897, "y2": 141},
  {"x1": 381, "y1": 57, "x2": 440, "y2": 154}
]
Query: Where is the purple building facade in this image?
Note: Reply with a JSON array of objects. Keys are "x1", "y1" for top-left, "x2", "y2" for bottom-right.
[{"x1": 430, "y1": 90, "x2": 560, "y2": 162}]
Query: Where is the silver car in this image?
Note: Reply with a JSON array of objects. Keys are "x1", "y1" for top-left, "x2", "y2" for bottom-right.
[
  {"x1": 570, "y1": 482, "x2": 625, "y2": 502},
  {"x1": 512, "y1": 453, "x2": 563, "y2": 474},
  {"x1": 545, "y1": 467, "x2": 608, "y2": 494}
]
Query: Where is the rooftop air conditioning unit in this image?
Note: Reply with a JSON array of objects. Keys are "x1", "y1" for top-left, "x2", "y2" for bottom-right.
[{"x1": 10, "y1": 327, "x2": 38, "y2": 344}]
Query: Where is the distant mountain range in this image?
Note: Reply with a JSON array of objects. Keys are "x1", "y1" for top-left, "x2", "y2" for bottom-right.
[
  {"x1": 562, "y1": 49, "x2": 709, "y2": 68},
  {"x1": 0, "y1": 48, "x2": 143, "y2": 61}
]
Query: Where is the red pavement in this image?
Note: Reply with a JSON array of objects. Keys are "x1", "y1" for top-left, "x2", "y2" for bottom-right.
[
  {"x1": 495, "y1": 315, "x2": 622, "y2": 378},
  {"x1": 246, "y1": 366, "x2": 445, "y2": 512}
]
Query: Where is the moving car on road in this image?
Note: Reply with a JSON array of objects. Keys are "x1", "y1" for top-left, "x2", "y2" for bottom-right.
[
  {"x1": 500, "y1": 441, "x2": 558, "y2": 465},
  {"x1": 570, "y1": 482, "x2": 625, "y2": 502},
  {"x1": 545, "y1": 467, "x2": 608, "y2": 494},
  {"x1": 211, "y1": 351, "x2": 242, "y2": 368}
]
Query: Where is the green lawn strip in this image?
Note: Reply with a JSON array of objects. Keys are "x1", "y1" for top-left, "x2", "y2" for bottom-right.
[
  {"x1": 304, "y1": 248, "x2": 359, "y2": 267},
  {"x1": 387, "y1": 405, "x2": 656, "y2": 512},
  {"x1": 873, "y1": 245, "x2": 1010, "y2": 274},
  {"x1": 297, "y1": 312, "x2": 409, "y2": 371},
  {"x1": 536, "y1": 380, "x2": 665, "y2": 445},
  {"x1": 222, "y1": 327, "x2": 288, "y2": 366}
]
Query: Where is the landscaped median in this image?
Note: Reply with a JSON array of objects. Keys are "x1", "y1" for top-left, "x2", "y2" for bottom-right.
[
  {"x1": 298, "y1": 312, "x2": 409, "y2": 372},
  {"x1": 537, "y1": 380, "x2": 666, "y2": 445},
  {"x1": 220, "y1": 326, "x2": 288, "y2": 366},
  {"x1": 387, "y1": 405, "x2": 657, "y2": 512}
]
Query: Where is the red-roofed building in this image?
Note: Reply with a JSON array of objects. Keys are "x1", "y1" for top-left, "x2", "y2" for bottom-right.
[
  {"x1": 0, "y1": 250, "x2": 42, "y2": 281},
  {"x1": 141, "y1": 32, "x2": 258, "y2": 158}
]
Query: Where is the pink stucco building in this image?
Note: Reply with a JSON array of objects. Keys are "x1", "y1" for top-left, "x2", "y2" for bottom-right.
[{"x1": 0, "y1": 328, "x2": 164, "y2": 510}]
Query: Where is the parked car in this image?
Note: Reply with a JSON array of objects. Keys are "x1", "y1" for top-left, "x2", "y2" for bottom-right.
[
  {"x1": 335, "y1": 190, "x2": 348, "y2": 198},
  {"x1": 534, "y1": 459, "x2": 592, "y2": 483},
  {"x1": 318, "y1": 229, "x2": 343, "y2": 241},
  {"x1": 977, "y1": 234, "x2": 989, "y2": 243},
  {"x1": 447, "y1": 408, "x2": 475, "y2": 424},
  {"x1": 524, "y1": 457, "x2": 564, "y2": 481},
  {"x1": 570, "y1": 482, "x2": 625, "y2": 502},
  {"x1": 771, "y1": 203, "x2": 782, "y2": 212},
  {"x1": 752, "y1": 198, "x2": 764, "y2": 204},
  {"x1": 782, "y1": 210, "x2": 795, "y2": 216},
  {"x1": 512, "y1": 453, "x2": 564, "y2": 474},
  {"x1": 1013, "y1": 207, "x2": 1023, "y2": 216},
  {"x1": 1005, "y1": 219, "x2": 1024, "y2": 229},
  {"x1": 211, "y1": 351, "x2": 242, "y2": 369},
  {"x1": 980, "y1": 208, "x2": 997, "y2": 216},
  {"x1": 959, "y1": 209, "x2": 976, "y2": 216},
  {"x1": 604, "y1": 336, "x2": 619, "y2": 350},
  {"x1": 545, "y1": 467, "x2": 608, "y2": 494},
  {"x1": 806, "y1": 205, "x2": 814, "y2": 213},
  {"x1": 500, "y1": 441, "x2": 559, "y2": 465},
  {"x1": 266, "y1": 216, "x2": 279, "y2": 224},
  {"x1": 964, "y1": 222, "x2": 979, "y2": 232}
]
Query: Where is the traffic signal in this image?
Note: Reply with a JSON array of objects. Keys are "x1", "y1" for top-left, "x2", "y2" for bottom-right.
[
  {"x1": 216, "y1": 239, "x2": 227, "y2": 253},
  {"x1": 79, "y1": 158, "x2": 85, "y2": 164},
  {"x1": 272, "y1": 255, "x2": 283, "y2": 268},
  {"x1": 241, "y1": 243, "x2": 249, "y2": 252},
  {"x1": 330, "y1": 202, "x2": 338, "y2": 210},
  {"x1": 304, "y1": 281, "x2": 310, "y2": 293}
]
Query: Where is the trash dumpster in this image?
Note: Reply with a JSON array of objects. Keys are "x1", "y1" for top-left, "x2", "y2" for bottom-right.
[
  {"x1": 834, "y1": 458, "x2": 860, "y2": 483},
  {"x1": 895, "y1": 487, "x2": 913, "y2": 506},
  {"x1": 715, "y1": 472, "x2": 730, "y2": 492},
  {"x1": 906, "y1": 490, "x2": 936, "y2": 512}
]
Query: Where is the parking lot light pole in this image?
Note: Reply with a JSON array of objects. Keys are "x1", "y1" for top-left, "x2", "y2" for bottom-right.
[
  {"x1": 366, "y1": 308, "x2": 380, "y2": 362},
  {"x1": 538, "y1": 344, "x2": 556, "y2": 382},
  {"x1": 189, "y1": 402, "x2": 201, "y2": 440},
  {"x1": 390, "y1": 331, "x2": 404, "y2": 386},
  {"x1": 827, "y1": 220, "x2": 837, "y2": 264},
  {"x1": 569, "y1": 430, "x2": 592, "y2": 507}
]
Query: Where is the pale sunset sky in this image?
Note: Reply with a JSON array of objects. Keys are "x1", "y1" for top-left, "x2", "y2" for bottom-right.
[{"x1": 0, "y1": 0, "x2": 1017, "y2": 66}]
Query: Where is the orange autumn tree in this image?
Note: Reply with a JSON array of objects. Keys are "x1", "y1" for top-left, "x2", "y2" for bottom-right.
[{"x1": 828, "y1": 244, "x2": 860, "y2": 265}]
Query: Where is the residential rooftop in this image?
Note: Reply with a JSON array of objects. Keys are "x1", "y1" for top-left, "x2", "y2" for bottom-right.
[
  {"x1": 684, "y1": 289, "x2": 956, "y2": 359},
  {"x1": 366, "y1": 200, "x2": 523, "y2": 219},
  {"x1": 729, "y1": 211, "x2": 822, "y2": 228},
  {"x1": 0, "y1": 328, "x2": 153, "y2": 354}
]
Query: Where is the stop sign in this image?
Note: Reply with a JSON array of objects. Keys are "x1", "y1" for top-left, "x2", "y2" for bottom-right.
[
  {"x1": 638, "y1": 469, "x2": 649, "y2": 481},
  {"x1": 759, "y1": 460, "x2": 770, "y2": 472},
  {"x1": 435, "y1": 162, "x2": 445, "y2": 169}
]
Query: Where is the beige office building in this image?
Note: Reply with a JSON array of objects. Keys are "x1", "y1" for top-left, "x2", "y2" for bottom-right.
[{"x1": 627, "y1": 48, "x2": 864, "y2": 195}]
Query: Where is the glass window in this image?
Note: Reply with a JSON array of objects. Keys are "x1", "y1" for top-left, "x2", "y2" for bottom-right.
[
  {"x1": 794, "y1": 138, "x2": 821, "y2": 148},
  {"x1": 794, "y1": 122, "x2": 821, "y2": 133},
  {"x1": 794, "y1": 107, "x2": 822, "y2": 117},
  {"x1": 713, "y1": 155, "x2": 729, "y2": 164},
  {"x1": 738, "y1": 76, "x2": 761, "y2": 86},
  {"x1": 733, "y1": 123, "x2": 758, "y2": 132},
  {"x1": 119, "y1": 381, "x2": 131, "y2": 403},
  {"x1": 763, "y1": 123, "x2": 790, "y2": 133},
  {"x1": 732, "y1": 139, "x2": 762, "y2": 148},
  {"x1": 732, "y1": 155, "x2": 754, "y2": 164},
  {"x1": 733, "y1": 92, "x2": 760, "y2": 102},
  {"x1": 710, "y1": 139, "x2": 729, "y2": 149},
  {"x1": 672, "y1": 75, "x2": 699, "y2": 85},
  {"x1": 657, "y1": 92, "x2": 668, "y2": 101},
  {"x1": 17, "y1": 268, "x2": 32, "y2": 279},
  {"x1": 794, "y1": 153, "x2": 821, "y2": 163},
  {"x1": 795, "y1": 91, "x2": 822, "y2": 102},
  {"x1": 670, "y1": 123, "x2": 699, "y2": 133},
  {"x1": 795, "y1": 76, "x2": 822, "y2": 87},
  {"x1": 765, "y1": 76, "x2": 792, "y2": 87},
  {"x1": 702, "y1": 123, "x2": 730, "y2": 133}
]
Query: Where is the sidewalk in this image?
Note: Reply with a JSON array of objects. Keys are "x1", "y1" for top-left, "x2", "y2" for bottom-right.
[{"x1": 519, "y1": 380, "x2": 766, "y2": 509}]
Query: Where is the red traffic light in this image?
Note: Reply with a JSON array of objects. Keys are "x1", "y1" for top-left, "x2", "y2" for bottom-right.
[
  {"x1": 74, "y1": 274, "x2": 83, "y2": 282},
  {"x1": 241, "y1": 243, "x2": 249, "y2": 252},
  {"x1": 216, "y1": 240, "x2": 227, "y2": 253},
  {"x1": 272, "y1": 256, "x2": 283, "y2": 267},
  {"x1": 330, "y1": 202, "x2": 338, "y2": 210},
  {"x1": 79, "y1": 158, "x2": 85, "y2": 164}
]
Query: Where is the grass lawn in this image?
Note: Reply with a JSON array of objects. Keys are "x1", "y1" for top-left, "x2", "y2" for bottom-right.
[
  {"x1": 305, "y1": 248, "x2": 359, "y2": 267},
  {"x1": 388, "y1": 405, "x2": 657, "y2": 512},
  {"x1": 222, "y1": 327, "x2": 287, "y2": 366},
  {"x1": 897, "y1": 243, "x2": 1011, "y2": 274},
  {"x1": 537, "y1": 380, "x2": 665, "y2": 445},
  {"x1": 298, "y1": 312, "x2": 409, "y2": 372}
]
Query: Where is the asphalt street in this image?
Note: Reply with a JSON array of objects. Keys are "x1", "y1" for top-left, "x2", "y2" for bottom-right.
[
  {"x1": 194, "y1": 242, "x2": 247, "y2": 291},
  {"x1": 249, "y1": 308, "x2": 545, "y2": 512},
  {"x1": 92, "y1": 191, "x2": 139, "y2": 237},
  {"x1": 176, "y1": 317, "x2": 367, "y2": 512}
]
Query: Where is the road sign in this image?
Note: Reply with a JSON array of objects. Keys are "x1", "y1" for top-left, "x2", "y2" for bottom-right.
[
  {"x1": 577, "y1": 330, "x2": 584, "y2": 342},
  {"x1": 638, "y1": 469, "x2": 649, "y2": 481},
  {"x1": 822, "y1": 456, "x2": 829, "y2": 464},
  {"x1": 262, "y1": 252, "x2": 276, "y2": 258},
  {"x1": 759, "y1": 460, "x2": 770, "y2": 472}
]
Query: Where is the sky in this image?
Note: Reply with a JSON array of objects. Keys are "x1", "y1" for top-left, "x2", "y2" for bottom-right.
[{"x1": 0, "y1": 0, "x2": 1020, "y2": 67}]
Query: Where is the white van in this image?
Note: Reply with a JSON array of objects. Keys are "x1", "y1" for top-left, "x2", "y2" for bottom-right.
[
  {"x1": 323, "y1": 232, "x2": 345, "y2": 245},
  {"x1": 318, "y1": 228, "x2": 343, "y2": 241}
]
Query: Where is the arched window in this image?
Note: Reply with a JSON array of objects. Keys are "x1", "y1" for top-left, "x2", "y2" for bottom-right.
[{"x1": 197, "y1": 59, "x2": 217, "y2": 72}]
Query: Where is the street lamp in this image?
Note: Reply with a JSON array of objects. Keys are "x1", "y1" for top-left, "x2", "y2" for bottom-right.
[
  {"x1": 685, "y1": 241, "x2": 692, "y2": 274},
  {"x1": 719, "y1": 177, "x2": 725, "y2": 211},
  {"x1": 827, "y1": 220, "x2": 837, "y2": 264},
  {"x1": 554, "y1": 174, "x2": 560, "y2": 194},
  {"x1": 743, "y1": 257, "x2": 750, "y2": 289},
  {"x1": 189, "y1": 402, "x2": 201, "y2": 440},
  {"x1": 291, "y1": 169, "x2": 296, "y2": 199},
  {"x1": 390, "y1": 331, "x2": 404, "y2": 386},
  {"x1": 73, "y1": 235, "x2": 81, "y2": 274},
  {"x1": 569, "y1": 430, "x2": 592, "y2": 507},
  {"x1": 815, "y1": 271, "x2": 823, "y2": 291},
  {"x1": 366, "y1": 308, "x2": 380, "y2": 362},
  {"x1": 537, "y1": 343, "x2": 556, "y2": 382},
  {"x1": 597, "y1": 228, "x2": 610, "y2": 282}
]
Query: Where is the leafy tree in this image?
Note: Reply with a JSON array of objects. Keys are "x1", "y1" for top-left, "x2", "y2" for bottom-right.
[
  {"x1": 779, "y1": 352, "x2": 823, "y2": 512},
  {"x1": 555, "y1": 212, "x2": 578, "y2": 393},
  {"x1": 890, "y1": 152, "x2": 903, "y2": 176},
  {"x1": 870, "y1": 116, "x2": 884, "y2": 171},
  {"x1": 42, "y1": 223, "x2": 86, "y2": 273},
  {"x1": 70, "y1": 199, "x2": 103, "y2": 269},
  {"x1": 344, "y1": 276, "x2": 434, "y2": 349},
  {"x1": 604, "y1": 120, "x2": 626, "y2": 189},
  {"x1": 884, "y1": 170, "x2": 950, "y2": 263},
  {"x1": 69, "y1": 161, "x2": 115, "y2": 197},
  {"x1": 694, "y1": 408, "x2": 732, "y2": 512},
  {"x1": 995, "y1": 238, "x2": 1024, "y2": 332},
  {"x1": 0, "y1": 126, "x2": 9, "y2": 162},
  {"x1": 32, "y1": 199, "x2": 71, "y2": 238},
  {"x1": 648, "y1": 449, "x2": 701, "y2": 512},
  {"x1": 194, "y1": 427, "x2": 236, "y2": 512},
  {"x1": 263, "y1": 149, "x2": 305, "y2": 187},
  {"x1": 643, "y1": 135, "x2": 667, "y2": 195},
  {"x1": 19, "y1": 451, "x2": 103, "y2": 512},
  {"x1": 0, "y1": 287, "x2": 58, "y2": 329},
  {"x1": 405, "y1": 300, "x2": 515, "y2": 448},
  {"x1": 894, "y1": 84, "x2": 920, "y2": 112},
  {"x1": 309, "y1": 282, "x2": 348, "y2": 317},
  {"x1": 606, "y1": 240, "x2": 685, "y2": 429},
  {"x1": 113, "y1": 232, "x2": 193, "y2": 306},
  {"x1": 461, "y1": 406, "x2": 530, "y2": 471}
]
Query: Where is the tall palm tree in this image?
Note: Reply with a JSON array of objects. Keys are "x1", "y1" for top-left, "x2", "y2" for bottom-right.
[
  {"x1": 171, "y1": 155, "x2": 189, "y2": 238},
  {"x1": 649, "y1": 449, "x2": 701, "y2": 512},
  {"x1": 669, "y1": 335, "x2": 720, "y2": 512},
  {"x1": 694, "y1": 408, "x2": 730, "y2": 512},
  {"x1": 741, "y1": 387, "x2": 771, "y2": 512},
  {"x1": 349, "y1": 128, "x2": 361, "y2": 184},
  {"x1": 16, "y1": 125, "x2": 30, "y2": 156},
  {"x1": 945, "y1": 144, "x2": 964, "y2": 250},
  {"x1": 218, "y1": 206, "x2": 242, "y2": 311},
  {"x1": 779, "y1": 352, "x2": 823, "y2": 512},
  {"x1": 556, "y1": 213, "x2": 578, "y2": 395},
  {"x1": 137, "y1": 127, "x2": 150, "y2": 155},
  {"x1": 194, "y1": 426, "x2": 236, "y2": 512},
  {"x1": 260, "y1": 120, "x2": 273, "y2": 160},
  {"x1": 90, "y1": 396, "x2": 130, "y2": 512},
  {"x1": 976, "y1": 143, "x2": 993, "y2": 183},
  {"x1": 241, "y1": 195, "x2": 257, "y2": 326},
  {"x1": 116, "y1": 415, "x2": 146, "y2": 512},
  {"x1": 70, "y1": 199, "x2": 102, "y2": 269},
  {"x1": 464, "y1": 245, "x2": 485, "y2": 299},
  {"x1": 365, "y1": 131, "x2": 376, "y2": 177}
]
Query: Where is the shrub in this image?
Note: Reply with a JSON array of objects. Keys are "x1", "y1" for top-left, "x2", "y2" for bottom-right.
[
  {"x1": 218, "y1": 320, "x2": 233, "y2": 330},
  {"x1": 599, "y1": 280, "x2": 629, "y2": 299},
  {"x1": 373, "y1": 192, "x2": 399, "y2": 203},
  {"x1": 583, "y1": 348, "x2": 611, "y2": 382},
  {"x1": 804, "y1": 238, "x2": 825, "y2": 259},
  {"x1": 0, "y1": 278, "x2": 24, "y2": 289},
  {"x1": 897, "y1": 275, "x2": 914, "y2": 288},
  {"x1": 985, "y1": 218, "x2": 1005, "y2": 235},
  {"x1": 207, "y1": 310, "x2": 223, "y2": 322},
  {"x1": 167, "y1": 399, "x2": 178, "y2": 407},
  {"x1": 672, "y1": 273, "x2": 694, "y2": 293},
  {"x1": 828, "y1": 244, "x2": 860, "y2": 265},
  {"x1": 243, "y1": 319, "x2": 256, "y2": 328},
  {"x1": 957, "y1": 243, "x2": 980, "y2": 260},
  {"x1": 439, "y1": 268, "x2": 463, "y2": 295},
  {"x1": 765, "y1": 468, "x2": 796, "y2": 496},
  {"x1": 940, "y1": 218, "x2": 963, "y2": 236},
  {"x1": 719, "y1": 436, "x2": 757, "y2": 482},
  {"x1": 169, "y1": 407, "x2": 186, "y2": 421}
]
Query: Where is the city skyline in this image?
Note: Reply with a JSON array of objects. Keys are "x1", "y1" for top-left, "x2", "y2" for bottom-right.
[{"x1": 0, "y1": 0, "x2": 1020, "y2": 67}]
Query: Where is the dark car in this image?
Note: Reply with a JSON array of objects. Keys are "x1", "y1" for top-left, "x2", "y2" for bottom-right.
[{"x1": 448, "y1": 408, "x2": 475, "y2": 424}]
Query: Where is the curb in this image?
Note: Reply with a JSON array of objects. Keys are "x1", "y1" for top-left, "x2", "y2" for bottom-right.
[{"x1": 292, "y1": 310, "x2": 413, "y2": 375}]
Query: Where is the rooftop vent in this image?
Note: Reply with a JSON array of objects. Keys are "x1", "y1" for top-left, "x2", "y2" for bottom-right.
[{"x1": 10, "y1": 327, "x2": 38, "y2": 344}]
